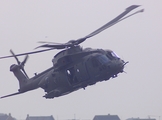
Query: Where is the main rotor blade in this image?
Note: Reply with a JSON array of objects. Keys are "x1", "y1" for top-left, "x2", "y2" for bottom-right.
[
  {"x1": 36, "y1": 5, "x2": 143, "y2": 49},
  {"x1": 85, "y1": 7, "x2": 143, "y2": 39},
  {"x1": 35, "y1": 44, "x2": 66, "y2": 49},
  {"x1": 0, "y1": 92, "x2": 22, "y2": 99},
  {"x1": 0, "y1": 5, "x2": 144, "y2": 58},
  {"x1": 76, "y1": 5, "x2": 143, "y2": 44},
  {"x1": 38, "y1": 41, "x2": 62, "y2": 45},
  {"x1": 0, "y1": 48, "x2": 54, "y2": 59}
]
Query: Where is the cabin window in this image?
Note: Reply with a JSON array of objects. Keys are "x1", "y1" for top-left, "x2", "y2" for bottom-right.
[
  {"x1": 66, "y1": 68, "x2": 75, "y2": 79},
  {"x1": 66, "y1": 67, "x2": 78, "y2": 85}
]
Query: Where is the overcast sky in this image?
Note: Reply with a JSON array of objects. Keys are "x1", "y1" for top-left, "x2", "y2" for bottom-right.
[{"x1": 0, "y1": 1, "x2": 161, "y2": 120}]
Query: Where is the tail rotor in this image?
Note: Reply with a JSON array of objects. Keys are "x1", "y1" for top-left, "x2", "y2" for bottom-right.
[{"x1": 10, "y1": 49, "x2": 29, "y2": 78}]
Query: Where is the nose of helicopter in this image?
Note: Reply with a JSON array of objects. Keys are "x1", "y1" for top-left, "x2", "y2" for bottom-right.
[{"x1": 108, "y1": 59, "x2": 128, "y2": 77}]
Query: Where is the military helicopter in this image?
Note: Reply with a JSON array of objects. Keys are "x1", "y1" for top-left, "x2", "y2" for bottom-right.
[{"x1": 0, "y1": 5, "x2": 143, "y2": 99}]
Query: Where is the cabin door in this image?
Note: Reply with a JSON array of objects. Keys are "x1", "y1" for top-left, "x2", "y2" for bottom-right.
[{"x1": 66, "y1": 61, "x2": 89, "y2": 85}]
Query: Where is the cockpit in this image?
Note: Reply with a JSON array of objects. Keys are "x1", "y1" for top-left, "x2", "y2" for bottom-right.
[{"x1": 91, "y1": 50, "x2": 125, "y2": 73}]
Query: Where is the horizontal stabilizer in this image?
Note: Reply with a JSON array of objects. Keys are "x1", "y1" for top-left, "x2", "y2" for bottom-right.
[{"x1": 0, "y1": 92, "x2": 22, "y2": 99}]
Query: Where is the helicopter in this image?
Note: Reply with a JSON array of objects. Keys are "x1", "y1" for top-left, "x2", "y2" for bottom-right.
[{"x1": 0, "y1": 5, "x2": 143, "y2": 99}]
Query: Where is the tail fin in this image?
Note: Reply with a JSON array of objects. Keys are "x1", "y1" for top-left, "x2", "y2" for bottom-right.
[
  {"x1": 10, "y1": 64, "x2": 28, "y2": 89},
  {"x1": 0, "y1": 64, "x2": 29, "y2": 99}
]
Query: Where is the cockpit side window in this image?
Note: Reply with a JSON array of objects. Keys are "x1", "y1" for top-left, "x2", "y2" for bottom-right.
[
  {"x1": 92, "y1": 55, "x2": 110, "y2": 67},
  {"x1": 96, "y1": 55, "x2": 110, "y2": 64}
]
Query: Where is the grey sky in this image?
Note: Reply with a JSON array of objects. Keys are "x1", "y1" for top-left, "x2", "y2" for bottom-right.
[{"x1": 0, "y1": 0, "x2": 161, "y2": 120}]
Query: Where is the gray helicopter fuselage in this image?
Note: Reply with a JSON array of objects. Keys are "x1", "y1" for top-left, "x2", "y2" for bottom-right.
[
  {"x1": 7, "y1": 46, "x2": 125, "y2": 99},
  {"x1": 42, "y1": 46, "x2": 125, "y2": 98}
]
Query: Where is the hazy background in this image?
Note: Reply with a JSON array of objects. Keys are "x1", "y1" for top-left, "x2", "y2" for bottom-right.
[{"x1": 0, "y1": 1, "x2": 161, "y2": 120}]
